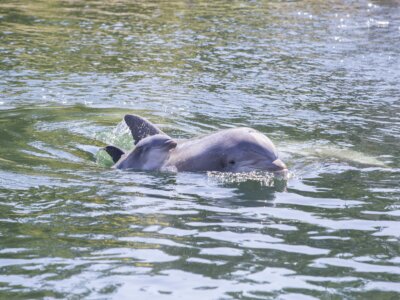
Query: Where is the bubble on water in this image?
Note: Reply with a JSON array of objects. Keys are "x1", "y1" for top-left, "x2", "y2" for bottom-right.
[{"x1": 207, "y1": 170, "x2": 291, "y2": 187}]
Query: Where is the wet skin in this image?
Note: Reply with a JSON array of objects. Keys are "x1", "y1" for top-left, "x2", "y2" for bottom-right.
[{"x1": 105, "y1": 115, "x2": 287, "y2": 173}]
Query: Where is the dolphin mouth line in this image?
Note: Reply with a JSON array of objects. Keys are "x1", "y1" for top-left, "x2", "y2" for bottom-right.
[
  {"x1": 271, "y1": 158, "x2": 287, "y2": 171},
  {"x1": 242, "y1": 149, "x2": 286, "y2": 171}
]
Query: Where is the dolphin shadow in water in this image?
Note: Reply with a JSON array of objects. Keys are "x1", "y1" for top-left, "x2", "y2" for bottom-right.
[{"x1": 104, "y1": 114, "x2": 288, "y2": 174}]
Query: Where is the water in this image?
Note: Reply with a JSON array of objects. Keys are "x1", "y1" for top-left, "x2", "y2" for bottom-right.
[{"x1": 1, "y1": 0, "x2": 399, "y2": 298}]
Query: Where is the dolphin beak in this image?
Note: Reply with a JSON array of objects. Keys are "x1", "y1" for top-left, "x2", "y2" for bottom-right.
[{"x1": 271, "y1": 158, "x2": 287, "y2": 172}]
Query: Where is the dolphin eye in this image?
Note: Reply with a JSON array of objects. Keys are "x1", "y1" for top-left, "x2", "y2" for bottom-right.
[{"x1": 229, "y1": 160, "x2": 235, "y2": 165}]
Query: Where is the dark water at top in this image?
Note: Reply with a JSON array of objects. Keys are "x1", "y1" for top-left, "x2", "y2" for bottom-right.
[{"x1": 1, "y1": 0, "x2": 399, "y2": 299}]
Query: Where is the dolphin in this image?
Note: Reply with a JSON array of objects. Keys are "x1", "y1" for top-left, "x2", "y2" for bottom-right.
[{"x1": 104, "y1": 115, "x2": 287, "y2": 173}]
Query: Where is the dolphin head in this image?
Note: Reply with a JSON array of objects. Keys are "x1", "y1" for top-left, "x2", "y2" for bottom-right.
[
  {"x1": 222, "y1": 128, "x2": 287, "y2": 173},
  {"x1": 116, "y1": 134, "x2": 177, "y2": 171}
]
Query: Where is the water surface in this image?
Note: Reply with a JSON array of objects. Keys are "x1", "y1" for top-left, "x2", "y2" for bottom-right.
[{"x1": 1, "y1": 0, "x2": 400, "y2": 299}]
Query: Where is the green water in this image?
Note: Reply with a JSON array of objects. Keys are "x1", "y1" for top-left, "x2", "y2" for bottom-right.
[{"x1": 1, "y1": 0, "x2": 399, "y2": 299}]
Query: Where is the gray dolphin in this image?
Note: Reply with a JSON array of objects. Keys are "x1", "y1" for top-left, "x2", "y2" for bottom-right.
[{"x1": 104, "y1": 115, "x2": 287, "y2": 173}]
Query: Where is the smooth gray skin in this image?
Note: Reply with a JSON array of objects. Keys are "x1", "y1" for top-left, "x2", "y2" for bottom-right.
[
  {"x1": 166, "y1": 127, "x2": 286, "y2": 172},
  {"x1": 105, "y1": 115, "x2": 287, "y2": 173},
  {"x1": 114, "y1": 134, "x2": 177, "y2": 170}
]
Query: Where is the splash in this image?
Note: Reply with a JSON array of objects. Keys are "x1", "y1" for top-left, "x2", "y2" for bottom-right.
[
  {"x1": 95, "y1": 120, "x2": 133, "y2": 149},
  {"x1": 207, "y1": 170, "x2": 291, "y2": 187},
  {"x1": 95, "y1": 120, "x2": 133, "y2": 167}
]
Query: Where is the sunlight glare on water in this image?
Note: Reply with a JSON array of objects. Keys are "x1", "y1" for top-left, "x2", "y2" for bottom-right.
[{"x1": 0, "y1": 0, "x2": 400, "y2": 299}]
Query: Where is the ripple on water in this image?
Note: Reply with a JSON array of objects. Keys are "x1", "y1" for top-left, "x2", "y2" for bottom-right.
[{"x1": 1, "y1": 0, "x2": 400, "y2": 299}]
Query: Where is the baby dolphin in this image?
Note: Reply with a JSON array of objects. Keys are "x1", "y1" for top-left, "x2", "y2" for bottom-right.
[{"x1": 104, "y1": 115, "x2": 287, "y2": 173}]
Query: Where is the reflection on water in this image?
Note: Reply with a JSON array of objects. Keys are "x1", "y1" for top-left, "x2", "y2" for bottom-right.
[{"x1": 1, "y1": 0, "x2": 400, "y2": 299}]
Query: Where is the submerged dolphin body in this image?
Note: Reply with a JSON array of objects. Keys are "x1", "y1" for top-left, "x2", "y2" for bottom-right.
[{"x1": 104, "y1": 115, "x2": 287, "y2": 173}]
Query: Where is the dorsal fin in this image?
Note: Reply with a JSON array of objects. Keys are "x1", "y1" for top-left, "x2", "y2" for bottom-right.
[
  {"x1": 124, "y1": 114, "x2": 165, "y2": 145},
  {"x1": 104, "y1": 146, "x2": 125, "y2": 163}
]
